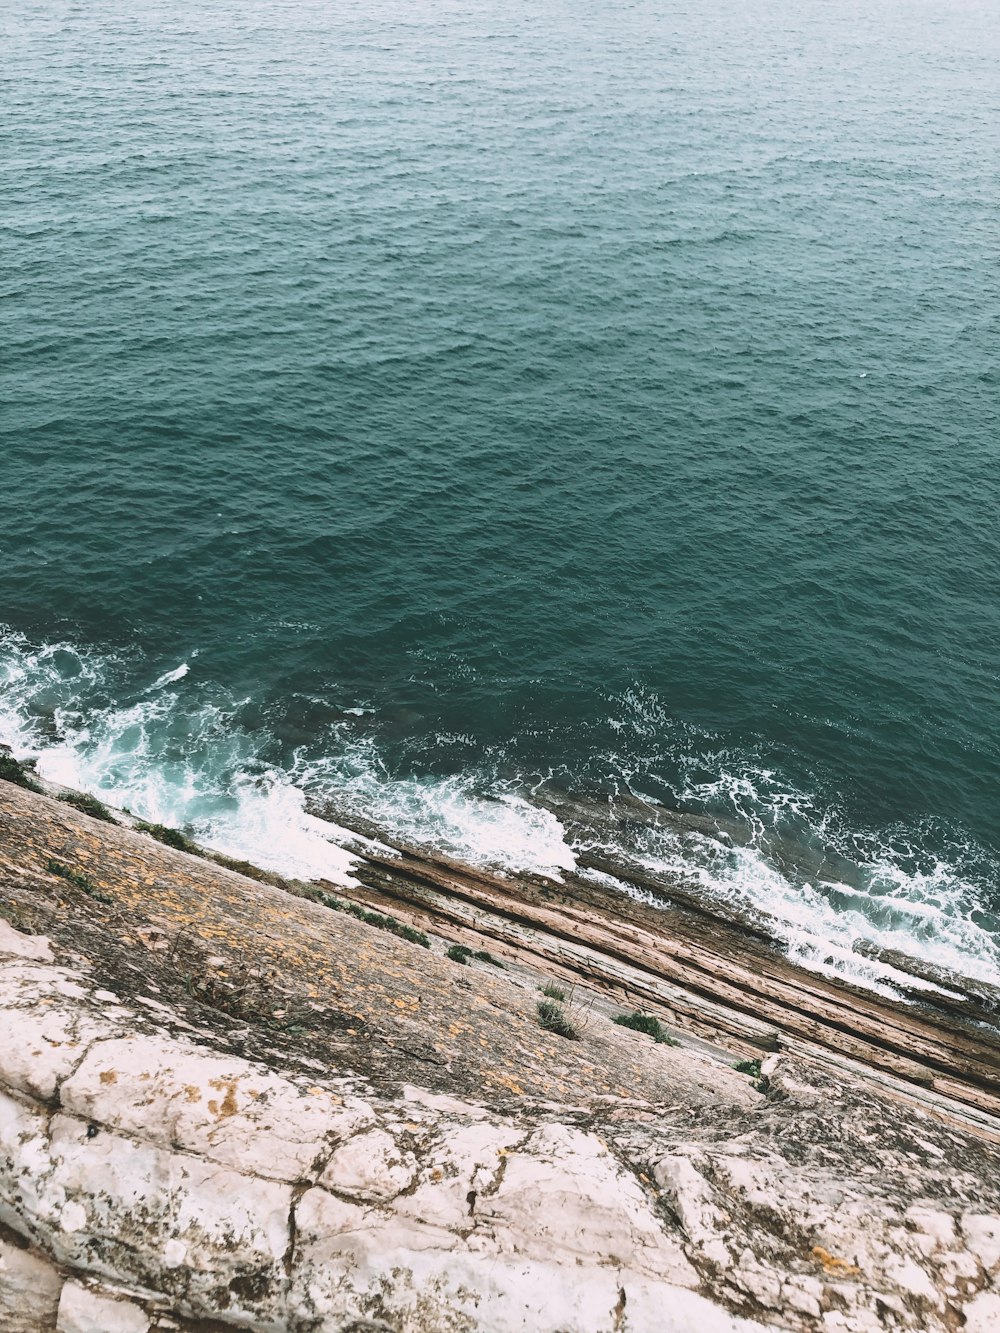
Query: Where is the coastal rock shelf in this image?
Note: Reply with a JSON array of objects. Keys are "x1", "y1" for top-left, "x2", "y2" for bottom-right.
[
  {"x1": 2, "y1": 781, "x2": 1000, "y2": 1331},
  {"x1": 340, "y1": 833, "x2": 1000, "y2": 1125}
]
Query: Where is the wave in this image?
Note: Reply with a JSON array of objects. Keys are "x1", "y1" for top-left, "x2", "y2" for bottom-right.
[
  {"x1": 574, "y1": 802, "x2": 997, "y2": 997},
  {"x1": 0, "y1": 631, "x2": 362, "y2": 885},
  {"x1": 1, "y1": 627, "x2": 998, "y2": 995},
  {"x1": 0, "y1": 629, "x2": 574, "y2": 886},
  {"x1": 145, "y1": 661, "x2": 191, "y2": 691}
]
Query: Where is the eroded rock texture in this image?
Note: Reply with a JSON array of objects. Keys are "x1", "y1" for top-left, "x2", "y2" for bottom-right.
[
  {"x1": 1, "y1": 782, "x2": 1000, "y2": 1331},
  {"x1": 1, "y1": 914, "x2": 999, "y2": 1333},
  {"x1": 0, "y1": 921, "x2": 746, "y2": 1332}
]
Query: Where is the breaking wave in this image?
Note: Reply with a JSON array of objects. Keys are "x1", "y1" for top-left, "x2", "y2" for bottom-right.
[{"x1": 2, "y1": 627, "x2": 998, "y2": 995}]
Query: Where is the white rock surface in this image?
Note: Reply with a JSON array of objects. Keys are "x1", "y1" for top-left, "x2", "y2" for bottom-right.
[
  {"x1": 0, "y1": 919, "x2": 52, "y2": 961},
  {"x1": 57, "y1": 1281, "x2": 150, "y2": 1333},
  {"x1": 0, "y1": 1235, "x2": 62, "y2": 1333},
  {"x1": 0, "y1": 926, "x2": 768, "y2": 1332},
  {"x1": 2, "y1": 920, "x2": 1000, "y2": 1333},
  {"x1": 962, "y1": 1290, "x2": 1000, "y2": 1333},
  {"x1": 60, "y1": 1033, "x2": 372, "y2": 1181}
]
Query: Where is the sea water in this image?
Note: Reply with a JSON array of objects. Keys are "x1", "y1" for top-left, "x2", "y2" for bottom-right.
[{"x1": 3, "y1": 0, "x2": 999, "y2": 991}]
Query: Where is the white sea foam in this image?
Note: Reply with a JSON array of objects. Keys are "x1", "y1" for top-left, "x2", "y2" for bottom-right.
[
  {"x1": 146, "y1": 662, "x2": 190, "y2": 691},
  {"x1": 193, "y1": 776, "x2": 361, "y2": 886},
  {"x1": 590, "y1": 782, "x2": 1000, "y2": 994},
  {"x1": 293, "y1": 743, "x2": 577, "y2": 880},
  {"x1": 2, "y1": 626, "x2": 998, "y2": 994},
  {"x1": 0, "y1": 630, "x2": 361, "y2": 887},
  {"x1": 0, "y1": 630, "x2": 574, "y2": 888}
]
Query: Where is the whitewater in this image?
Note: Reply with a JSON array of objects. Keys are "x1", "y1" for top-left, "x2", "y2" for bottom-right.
[{"x1": 3, "y1": 627, "x2": 997, "y2": 999}]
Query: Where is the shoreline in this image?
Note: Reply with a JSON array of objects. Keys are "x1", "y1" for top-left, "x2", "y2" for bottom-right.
[
  {"x1": 3, "y1": 770, "x2": 1000, "y2": 1330},
  {"x1": 333, "y1": 814, "x2": 1000, "y2": 1129},
  {"x1": 5, "y1": 761, "x2": 1000, "y2": 1126}
]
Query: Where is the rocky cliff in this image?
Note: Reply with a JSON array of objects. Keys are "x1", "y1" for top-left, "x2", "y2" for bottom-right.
[{"x1": 1, "y1": 777, "x2": 999, "y2": 1332}]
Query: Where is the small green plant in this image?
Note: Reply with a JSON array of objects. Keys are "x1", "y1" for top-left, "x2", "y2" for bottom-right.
[
  {"x1": 210, "y1": 852, "x2": 286, "y2": 885},
  {"x1": 382, "y1": 918, "x2": 432, "y2": 947},
  {"x1": 308, "y1": 890, "x2": 431, "y2": 947},
  {"x1": 137, "y1": 822, "x2": 203, "y2": 855},
  {"x1": 613, "y1": 1010, "x2": 678, "y2": 1045},
  {"x1": 45, "y1": 859, "x2": 113, "y2": 903},
  {"x1": 0, "y1": 753, "x2": 41, "y2": 792},
  {"x1": 540, "y1": 982, "x2": 567, "y2": 1001},
  {"x1": 734, "y1": 1058, "x2": 763, "y2": 1080},
  {"x1": 537, "y1": 999, "x2": 580, "y2": 1040},
  {"x1": 58, "y1": 792, "x2": 117, "y2": 824},
  {"x1": 446, "y1": 944, "x2": 504, "y2": 967}
]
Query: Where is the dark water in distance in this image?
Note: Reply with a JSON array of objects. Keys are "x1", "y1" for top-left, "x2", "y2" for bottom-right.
[{"x1": 3, "y1": 0, "x2": 1000, "y2": 988}]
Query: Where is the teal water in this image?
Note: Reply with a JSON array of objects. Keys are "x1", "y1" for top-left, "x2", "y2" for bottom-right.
[{"x1": 3, "y1": 0, "x2": 999, "y2": 989}]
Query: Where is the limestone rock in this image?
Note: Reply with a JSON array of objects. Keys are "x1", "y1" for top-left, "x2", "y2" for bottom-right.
[
  {"x1": 3, "y1": 787, "x2": 1000, "y2": 1333},
  {"x1": 0, "y1": 937, "x2": 771, "y2": 1331},
  {"x1": 56, "y1": 1281, "x2": 150, "y2": 1333},
  {"x1": 1, "y1": 934, "x2": 996, "y2": 1331},
  {"x1": 0, "y1": 919, "x2": 53, "y2": 962},
  {"x1": 59, "y1": 1034, "x2": 374, "y2": 1182},
  {"x1": 0, "y1": 1235, "x2": 62, "y2": 1333},
  {"x1": 963, "y1": 1290, "x2": 1000, "y2": 1333}
]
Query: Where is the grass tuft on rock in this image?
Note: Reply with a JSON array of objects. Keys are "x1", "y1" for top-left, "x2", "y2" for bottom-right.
[
  {"x1": 540, "y1": 982, "x2": 567, "y2": 1001},
  {"x1": 537, "y1": 999, "x2": 579, "y2": 1040},
  {"x1": 45, "y1": 858, "x2": 113, "y2": 903},
  {"x1": 447, "y1": 944, "x2": 504, "y2": 967},
  {"x1": 308, "y1": 890, "x2": 431, "y2": 948},
  {"x1": 58, "y1": 792, "x2": 118, "y2": 824},
  {"x1": 613, "y1": 1011, "x2": 678, "y2": 1045},
  {"x1": 137, "y1": 822, "x2": 204, "y2": 856},
  {"x1": 0, "y1": 752, "x2": 41, "y2": 792},
  {"x1": 734, "y1": 1058, "x2": 763, "y2": 1080}
]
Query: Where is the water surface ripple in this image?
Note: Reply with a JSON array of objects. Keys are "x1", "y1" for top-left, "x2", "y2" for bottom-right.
[{"x1": 3, "y1": 0, "x2": 999, "y2": 990}]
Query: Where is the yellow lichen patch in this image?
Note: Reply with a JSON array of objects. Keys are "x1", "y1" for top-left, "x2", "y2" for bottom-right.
[
  {"x1": 99, "y1": 1070, "x2": 117, "y2": 1085},
  {"x1": 208, "y1": 1077, "x2": 240, "y2": 1118},
  {"x1": 811, "y1": 1245, "x2": 860, "y2": 1276}
]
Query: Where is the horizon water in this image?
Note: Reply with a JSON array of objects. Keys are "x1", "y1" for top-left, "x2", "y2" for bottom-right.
[{"x1": 3, "y1": 0, "x2": 1000, "y2": 995}]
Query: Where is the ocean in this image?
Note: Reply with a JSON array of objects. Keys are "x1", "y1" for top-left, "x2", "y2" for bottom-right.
[{"x1": 3, "y1": 0, "x2": 999, "y2": 992}]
